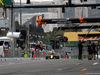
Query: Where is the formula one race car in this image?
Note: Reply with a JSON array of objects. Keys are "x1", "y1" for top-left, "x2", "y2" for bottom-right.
[{"x1": 45, "y1": 54, "x2": 59, "y2": 59}]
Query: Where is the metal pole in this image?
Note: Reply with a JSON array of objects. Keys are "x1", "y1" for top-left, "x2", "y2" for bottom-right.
[
  {"x1": 20, "y1": 0, "x2": 22, "y2": 26},
  {"x1": 40, "y1": 18, "x2": 100, "y2": 24},
  {"x1": 11, "y1": 0, "x2": 13, "y2": 57},
  {"x1": 4, "y1": 4, "x2": 100, "y2": 8},
  {"x1": 58, "y1": 25, "x2": 100, "y2": 30},
  {"x1": 83, "y1": 25, "x2": 94, "y2": 40},
  {"x1": 28, "y1": 23, "x2": 30, "y2": 56},
  {"x1": 10, "y1": 0, "x2": 15, "y2": 57},
  {"x1": 11, "y1": 1, "x2": 13, "y2": 30},
  {"x1": 27, "y1": 19, "x2": 30, "y2": 56},
  {"x1": 54, "y1": 40, "x2": 56, "y2": 50},
  {"x1": 19, "y1": 0, "x2": 22, "y2": 57},
  {"x1": 68, "y1": 0, "x2": 72, "y2": 5},
  {"x1": 64, "y1": 42, "x2": 65, "y2": 52},
  {"x1": 62, "y1": 42, "x2": 65, "y2": 56}
]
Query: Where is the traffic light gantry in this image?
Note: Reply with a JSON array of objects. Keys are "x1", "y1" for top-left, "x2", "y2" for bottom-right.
[
  {"x1": 26, "y1": 0, "x2": 30, "y2": 4},
  {"x1": 36, "y1": 15, "x2": 47, "y2": 26},
  {"x1": 58, "y1": 25, "x2": 100, "y2": 30},
  {"x1": 36, "y1": 17, "x2": 100, "y2": 26}
]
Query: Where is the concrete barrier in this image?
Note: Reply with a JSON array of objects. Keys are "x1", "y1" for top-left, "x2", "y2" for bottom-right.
[
  {"x1": 0, "y1": 57, "x2": 46, "y2": 62},
  {"x1": 0, "y1": 58, "x2": 33, "y2": 62}
]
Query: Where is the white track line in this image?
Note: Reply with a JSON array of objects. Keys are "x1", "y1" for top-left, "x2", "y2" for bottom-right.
[{"x1": 92, "y1": 62, "x2": 98, "y2": 65}]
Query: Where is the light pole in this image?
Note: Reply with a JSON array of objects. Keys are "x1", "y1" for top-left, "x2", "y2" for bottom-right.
[
  {"x1": 20, "y1": 0, "x2": 22, "y2": 26},
  {"x1": 21, "y1": 18, "x2": 31, "y2": 56},
  {"x1": 10, "y1": 0, "x2": 15, "y2": 57},
  {"x1": 27, "y1": 20, "x2": 31, "y2": 56}
]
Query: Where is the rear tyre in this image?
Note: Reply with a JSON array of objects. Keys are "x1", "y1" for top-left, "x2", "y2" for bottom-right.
[
  {"x1": 56, "y1": 56, "x2": 59, "y2": 59},
  {"x1": 46, "y1": 56, "x2": 48, "y2": 60}
]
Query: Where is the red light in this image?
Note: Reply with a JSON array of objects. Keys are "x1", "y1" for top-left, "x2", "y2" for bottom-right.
[
  {"x1": 33, "y1": 55, "x2": 37, "y2": 58},
  {"x1": 29, "y1": 44, "x2": 30, "y2": 47}
]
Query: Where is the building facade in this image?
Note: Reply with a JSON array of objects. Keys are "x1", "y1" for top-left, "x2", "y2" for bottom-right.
[
  {"x1": 75, "y1": 0, "x2": 96, "y2": 18},
  {"x1": 74, "y1": 0, "x2": 96, "y2": 32},
  {"x1": 48, "y1": 0, "x2": 64, "y2": 18},
  {"x1": 18, "y1": 12, "x2": 58, "y2": 33}
]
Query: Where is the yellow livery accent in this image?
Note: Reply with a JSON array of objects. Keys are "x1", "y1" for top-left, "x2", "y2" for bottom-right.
[
  {"x1": 0, "y1": 0, "x2": 4, "y2": 5},
  {"x1": 64, "y1": 32, "x2": 100, "y2": 41}
]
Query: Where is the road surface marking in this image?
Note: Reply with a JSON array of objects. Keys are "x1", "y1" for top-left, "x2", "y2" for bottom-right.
[
  {"x1": 86, "y1": 73, "x2": 100, "y2": 74},
  {"x1": 57, "y1": 69, "x2": 62, "y2": 71},
  {"x1": 8, "y1": 63, "x2": 15, "y2": 65},
  {"x1": 93, "y1": 62, "x2": 98, "y2": 65},
  {"x1": 81, "y1": 68, "x2": 87, "y2": 71},
  {"x1": 0, "y1": 64, "x2": 5, "y2": 67},
  {"x1": 76, "y1": 63, "x2": 80, "y2": 65}
]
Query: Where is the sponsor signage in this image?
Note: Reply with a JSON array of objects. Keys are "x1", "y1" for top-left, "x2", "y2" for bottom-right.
[
  {"x1": 0, "y1": 0, "x2": 11, "y2": 7},
  {"x1": 63, "y1": 32, "x2": 100, "y2": 47},
  {"x1": 64, "y1": 32, "x2": 100, "y2": 41},
  {"x1": 61, "y1": 41, "x2": 89, "y2": 47},
  {"x1": 4, "y1": 48, "x2": 8, "y2": 54},
  {"x1": 21, "y1": 50, "x2": 24, "y2": 54}
]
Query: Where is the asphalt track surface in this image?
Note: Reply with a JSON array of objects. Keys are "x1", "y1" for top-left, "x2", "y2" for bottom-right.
[{"x1": 0, "y1": 59, "x2": 100, "y2": 75}]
